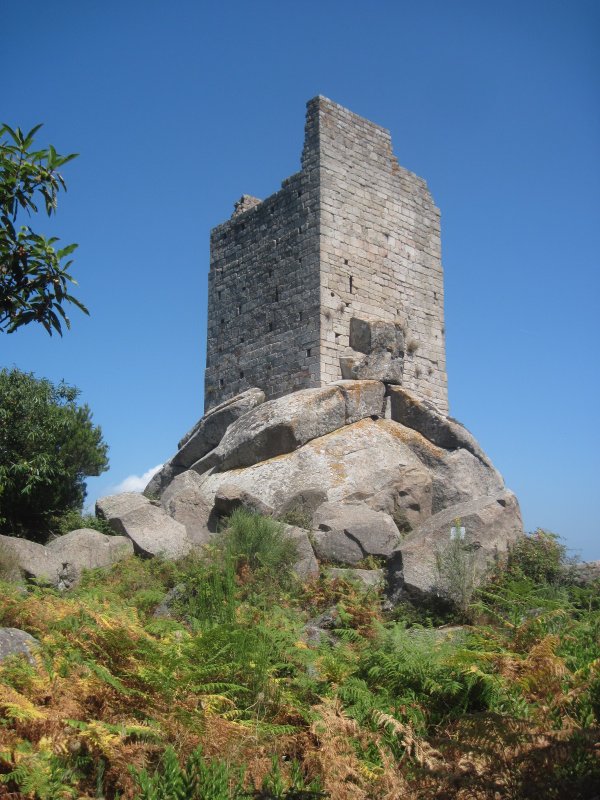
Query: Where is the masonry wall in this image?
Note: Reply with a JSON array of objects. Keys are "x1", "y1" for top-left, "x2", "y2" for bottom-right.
[
  {"x1": 204, "y1": 133, "x2": 321, "y2": 411},
  {"x1": 205, "y1": 96, "x2": 448, "y2": 415},
  {"x1": 313, "y1": 97, "x2": 448, "y2": 413}
]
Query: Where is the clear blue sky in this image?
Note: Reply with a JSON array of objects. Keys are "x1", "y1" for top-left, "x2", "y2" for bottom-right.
[{"x1": 3, "y1": 1, "x2": 599, "y2": 558}]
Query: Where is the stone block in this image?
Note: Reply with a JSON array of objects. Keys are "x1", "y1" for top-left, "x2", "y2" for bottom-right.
[
  {"x1": 349, "y1": 317, "x2": 404, "y2": 355},
  {"x1": 96, "y1": 493, "x2": 193, "y2": 560}
]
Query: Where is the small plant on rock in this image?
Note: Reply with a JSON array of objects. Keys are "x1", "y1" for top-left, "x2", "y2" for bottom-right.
[
  {"x1": 222, "y1": 508, "x2": 298, "y2": 578},
  {"x1": 434, "y1": 517, "x2": 478, "y2": 615},
  {"x1": 278, "y1": 503, "x2": 313, "y2": 531}
]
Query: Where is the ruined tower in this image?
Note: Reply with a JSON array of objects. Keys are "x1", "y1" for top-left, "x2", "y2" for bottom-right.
[{"x1": 205, "y1": 96, "x2": 448, "y2": 414}]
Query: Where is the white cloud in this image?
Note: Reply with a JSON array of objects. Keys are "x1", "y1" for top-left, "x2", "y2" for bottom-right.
[{"x1": 113, "y1": 464, "x2": 163, "y2": 494}]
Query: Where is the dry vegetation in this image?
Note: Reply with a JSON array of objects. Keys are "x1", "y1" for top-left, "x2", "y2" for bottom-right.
[{"x1": 0, "y1": 515, "x2": 598, "y2": 799}]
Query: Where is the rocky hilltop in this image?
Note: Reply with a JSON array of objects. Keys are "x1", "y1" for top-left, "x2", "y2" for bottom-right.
[
  {"x1": 1, "y1": 319, "x2": 524, "y2": 603},
  {"x1": 99, "y1": 356, "x2": 524, "y2": 601}
]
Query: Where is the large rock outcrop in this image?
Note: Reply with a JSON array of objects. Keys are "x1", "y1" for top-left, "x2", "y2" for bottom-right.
[
  {"x1": 387, "y1": 385, "x2": 493, "y2": 468},
  {"x1": 126, "y1": 380, "x2": 523, "y2": 601},
  {"x1": 192, "y1": 381, "x2": 385, "y2": 475},
  {"x1": 146, "y1": 388, "x2": 267, "y2": 495},
  {"x1": 46, "y1": 529, "x2": 134, "y2": 589}
]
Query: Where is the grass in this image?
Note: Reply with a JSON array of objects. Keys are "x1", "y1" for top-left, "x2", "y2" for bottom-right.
[{"x1": 0, "y1": 517, "x2": 598, "y2": 799}]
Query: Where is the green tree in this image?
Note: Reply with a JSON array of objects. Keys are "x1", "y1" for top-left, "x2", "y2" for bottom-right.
[
  {"x1": 0, "y1": 368, "x2": 109, "y2": 541},
  {"x1": 0, "y1": 123, "x2": 87, "y2": 334}
]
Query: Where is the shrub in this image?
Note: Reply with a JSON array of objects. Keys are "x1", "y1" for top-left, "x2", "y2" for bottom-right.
[
  {"x1": 221, "y1": 508, "x2": 298, "y2": 577},
  {"x1": 48, "y1": 509, "x2": 114, "y2": 537},
  {"x1": 0, "y1": 368, "x2": 108, "y2": 541},
  {"x1": 175, "y1": 556, "x2": 238, "y2": 625},
  {"x1": 506, "y1": 529, "x2": 567, "y2": 584}
]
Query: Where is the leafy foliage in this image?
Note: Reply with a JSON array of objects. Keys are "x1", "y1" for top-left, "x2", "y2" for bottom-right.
[
  {"x1": 0, "y1": 367, "x2": 109, "y2": 539},
  {"x1": 131, "y1": 747, "x2": 324, "y2": 799},
  {"x1": 221, "y1": 508, "x2": 299, "y2": 577},
  {"x1": 0, "y1": 123, "x2": 87, "y2": 334},
  {"x1": 504, "y1": 528, "x2": 567, "y2": 584},
  {"x1": 48, "y1": 508, "x2": 114, "y2": 537}
]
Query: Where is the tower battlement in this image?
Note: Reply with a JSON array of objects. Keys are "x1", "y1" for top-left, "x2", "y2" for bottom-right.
[{"x1": 205, "y1": 97, "x2": 448, "y2": 414}]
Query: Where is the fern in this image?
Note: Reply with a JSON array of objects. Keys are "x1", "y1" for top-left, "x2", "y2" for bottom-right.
[
  {"x1": 131, "y1": 745, "x2": 247, "y2": 799},
  {"x1": 0, "y1": 743, "x2": 80, "y2": 799}
]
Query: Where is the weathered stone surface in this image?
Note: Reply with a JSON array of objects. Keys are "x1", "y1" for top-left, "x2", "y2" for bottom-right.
[
  {"x1": 194, "y1": 386, "x2": 345, "y2": 474},
  {"x1": 96, "y1": 493, "x2": 193, "y2": 559},
  {"x1": 303, "y1": 607, "x2": 340, "y2": 645},
  {"x1": 144, "y1": 459, "x2": 185, "y2": 498},
  {"x1": 328, "y1": 568, "x2": 384, "y2": 588},
  {"x1": 0, "y1": 529, "x2": 132, "y2": 589},
  {"x1": 431, "y1": 449, "x2": 504, "y2": 514},
  {"x1": 387, "y1": 490, "x2": 523, "y2": 600},
  {"x1": 364, "y1": 464, "x2": 433, "y2": 532},
  {"x1": 160, "y1": 472, "x2": 214, "y2": 546},
  {"x1": 349, "y1": 317, "x2": 405, "y2": 355},
  {"x1": 46, "y1": 529, "x2": 133, "y2": 589},
  {"x1": 350, "y1": 351, "x2": 404, "y2": 384},
  {"x1": 232, "y1": 194, "x2": 262, "y2": 217},
  {"x1": 175, "y1": 388, "x2": 266, "y2": 467},
  {"x1": 281, "y1": 524, "x2": 319, "y2": 580},
  {"x1": 0, "y1": 628, "x2": 40, "y2": 664},
  {"x1": 312, "y1": 503, "x2": 401, "y2": 565},
  {"x1": 339, "y1": 356, "x2": 356, "y2": 381},
  {"x1": 147, "y1": 394, "x2": 517, "y2": 600},
  {"x1": 193, "y1": 419, "x2": 435, "y2": 523},
  {"x1": 387, "y1": 386, "x2": 492, "y2": 467},
  {"x1": 193, "y1": 383, "x2": 387, "y2": 476},
  {"x1": 213, "y1": 483, "x2": 273, "y2": 518},
  {"x1": 277, "y1": 489, "x2": 327, "y2": 524},
  {"x1": 332, "y1": 380, "x2": 385, "y2": 423},
  {"x1": 0, "y1": 534, "x2": 57, "y2": 583}
]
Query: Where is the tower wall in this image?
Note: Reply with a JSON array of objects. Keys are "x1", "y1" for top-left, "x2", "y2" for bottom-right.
[
  {"x1": 205, "y1": 96, "x2": 448, "y2": 415},
  {"x1": 312, "y1": 97, "x2": 448, "y2": 413},
  {"x1": 204, "y1": 139, "x2": 321, "y2": 411}
]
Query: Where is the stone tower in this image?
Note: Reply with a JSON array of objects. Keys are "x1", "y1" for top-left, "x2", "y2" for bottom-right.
[{"x1": 205, "y1": 96, "x2": 448, "y2": 414}]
